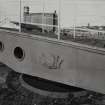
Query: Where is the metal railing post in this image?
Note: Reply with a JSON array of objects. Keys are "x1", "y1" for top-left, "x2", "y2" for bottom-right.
[
  {"x1": 42, "y1": 0, "x2": 45, "y2": 33},
  {"x1": 73, "y1": 0, "x2": 77, "y2": 39},
  {"x1": 58, "y1": 0, "x2": 61, "y2": 40},
  {"x1": 73, "y1": 23, "x2": 76, "y2": 39},
  {"x1": 19, "y1": 0, "x2": 22, "y2": 32}
]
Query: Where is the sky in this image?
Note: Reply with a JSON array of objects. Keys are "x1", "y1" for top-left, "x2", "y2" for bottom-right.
[{"x1": 0, "y1": 0, "x2": 105, "y2": 27}]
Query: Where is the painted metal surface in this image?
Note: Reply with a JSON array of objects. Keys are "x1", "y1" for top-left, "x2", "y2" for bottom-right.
[{"x1": 0, "y1": 29, "x2": 105, "y2": 94}]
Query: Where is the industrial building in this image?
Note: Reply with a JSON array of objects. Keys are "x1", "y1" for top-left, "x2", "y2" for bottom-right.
[{"x1": 23, "y1": 6, "x2": 58, "y2": 33}]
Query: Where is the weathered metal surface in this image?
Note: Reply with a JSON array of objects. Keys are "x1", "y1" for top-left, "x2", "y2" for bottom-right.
[{"x1": 0, "y1": 29, "x2": 105, "y2": 94}]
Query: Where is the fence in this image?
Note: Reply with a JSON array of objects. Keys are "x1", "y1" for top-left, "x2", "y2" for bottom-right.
[{"x1": 0, "y1": 0, "x2": 105, "y2": 41}]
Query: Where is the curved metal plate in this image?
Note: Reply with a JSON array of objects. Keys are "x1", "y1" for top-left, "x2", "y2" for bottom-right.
[{"x1": 0, "y1": 29, "x2": 105, "y2": 94}]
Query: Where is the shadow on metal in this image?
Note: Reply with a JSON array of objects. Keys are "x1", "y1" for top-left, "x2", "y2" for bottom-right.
[{"x1": 20, "y1": 74, "x2": 84, "y2": 98}]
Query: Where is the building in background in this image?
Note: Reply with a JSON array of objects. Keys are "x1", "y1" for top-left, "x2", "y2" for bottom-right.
[{"x1": 23, "y1": 6, "x2": 58, "y2": 33}]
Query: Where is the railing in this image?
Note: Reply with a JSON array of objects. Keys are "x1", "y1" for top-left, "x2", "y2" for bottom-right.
[
  {"x1": 0, "y1": 0, "x2": 105, "y2": 42},
  {"x1": 0, "y1": 17, "x2": 10, "y2": 26}
]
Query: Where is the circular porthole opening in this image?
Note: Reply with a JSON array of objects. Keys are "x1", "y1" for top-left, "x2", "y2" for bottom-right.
[
  {"x1": 14, "y1": 47, "x2": 25, "y2": 61},
  {"x1": 0, "y1": 41, "x2": 4, "y2": 51}
]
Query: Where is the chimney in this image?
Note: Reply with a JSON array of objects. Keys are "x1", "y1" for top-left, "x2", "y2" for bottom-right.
[
  {"x1": 24, "y1": 6, "x2": 30, "y2": 14},
  {"x1": 53, "y1": 10, "x2": 58, "y2": 32},
  {"x1": 24, "y1": 6, "x2": 30, "y2": 23}
]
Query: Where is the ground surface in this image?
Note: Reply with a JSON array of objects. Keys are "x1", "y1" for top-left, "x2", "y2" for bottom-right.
[{"x1": 0, "y1": 65, "x2": 105, "y2": 105}]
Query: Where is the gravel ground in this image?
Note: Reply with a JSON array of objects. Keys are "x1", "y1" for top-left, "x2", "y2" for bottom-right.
[{"x1": 0, "y1": 65, "x2": 105, "y2": 105}]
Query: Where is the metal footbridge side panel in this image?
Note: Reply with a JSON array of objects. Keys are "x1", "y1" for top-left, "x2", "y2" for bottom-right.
[{"x1": 0, "y1": 29, "x2": 105, "y2": 94}]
